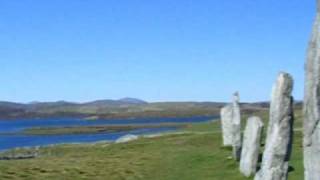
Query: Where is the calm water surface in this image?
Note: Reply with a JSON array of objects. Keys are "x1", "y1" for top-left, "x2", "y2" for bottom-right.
[{"x1": 0, "y1": 116, "x2": 217, "y2": 151}]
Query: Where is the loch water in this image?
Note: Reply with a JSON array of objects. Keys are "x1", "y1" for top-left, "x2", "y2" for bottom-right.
[{"x1": 0, "y1": 116, "x2": 216, "y2": 151}]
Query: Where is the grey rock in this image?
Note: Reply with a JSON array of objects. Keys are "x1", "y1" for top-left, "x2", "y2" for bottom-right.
[
  {"x1": 255, "y1": 72, "x2": 294, "y2": 180},
  {"x1": 304, "y1": 2, "x2": 320, "y2": 179},
  {"x1": 221, "y1": 92, "x2": 242, "y2": 160},
  {"x1": 240, "y1": 116, "x2": 264, "y2": 177},
  {"x1": 221, "y1": 105, "x2": 234, "y2": 146},
  {"x1": 231, "y1": 92, "x2": 242, "y2": 161},
  {"x1": 115, "y1": 134, "x2": 139, "y2": 143}
]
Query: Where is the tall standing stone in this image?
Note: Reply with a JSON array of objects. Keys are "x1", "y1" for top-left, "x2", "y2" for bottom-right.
[
  {"x1": 231, "y1": 92, "x2": 242, "y2": 161},
  {"x1": 255, "y1": 72, "x2": 294, "y2": 180},
  {"x1": 221, "y1": 105, "x2": 234, "y2": 146},
  {"x1": 220, "y1": 92, "x2": 242, "y2": 160},
  {"x1": 304, "y1": 1, "x2": 320, "y2": 179},
  {"x1": 240, "y1": 116, "x2": 264, "y2": 177}
]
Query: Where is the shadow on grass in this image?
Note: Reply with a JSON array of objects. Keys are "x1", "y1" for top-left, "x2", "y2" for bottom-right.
[
  {"x1": 220, "y1": 146, "x2": 233, "y2": 151},
  {"x1": 288, "y1": 166, "x2": 295, "y2": 173}
]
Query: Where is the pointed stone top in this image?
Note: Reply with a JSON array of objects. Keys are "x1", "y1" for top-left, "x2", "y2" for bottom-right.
[
  {"x1": 248, "y1": 116, "x2": 264, "y2": 128},
  {"x1": 233, "y1": 91, "x2": 240, "y2": 103},
  {"x1": 277, "y1": 72, "x2": 294, "y2": 89},
  {"x1": 278, "y1": 71, "x2": 292, "y2": 78},
  {"x1": 271, "y1": 72, "x2": 293, "y2": 103}
]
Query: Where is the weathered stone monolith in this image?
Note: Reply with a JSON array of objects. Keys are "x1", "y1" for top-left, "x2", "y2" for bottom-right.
[
  {"x1": 221, "y1": 105, "x2": 233, "y2": 146},
  {"x1": 254, "y1": 72, "x2": 294, "y2": 180},
  {"x1": 240, "y1": 116, "x2": 264, "y2": 177},
  {"x1": 221, "y1": 92, "x2": 242, "y2": 160},
  {"x1": 231, "y1": 92, "x2": 242, "y2": 161},
  {"x1": 304, "y1": 1, "x2": 320, "y2": 179}
]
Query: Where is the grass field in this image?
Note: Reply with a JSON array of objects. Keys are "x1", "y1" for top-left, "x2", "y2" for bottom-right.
[{"x1": 0, "y1": 109, "x2": 304, "y2": 180}]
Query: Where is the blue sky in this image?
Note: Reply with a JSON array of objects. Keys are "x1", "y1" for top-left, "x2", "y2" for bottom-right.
[{"x1": 0, "y1": 0, "x2": 315, "y2": 103}]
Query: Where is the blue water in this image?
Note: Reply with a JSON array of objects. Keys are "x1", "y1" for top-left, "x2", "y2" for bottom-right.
[{"x1": 0, "y1": 116, "x2": 216, "y2": 151}]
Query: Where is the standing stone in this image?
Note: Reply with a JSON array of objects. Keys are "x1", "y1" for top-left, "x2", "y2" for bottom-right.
[
  {"x1": 221, "y1": 105, "x2": 234, "y2": 146},
  {"x1": 304, "y1": 1, "x2": 320, "y2": 179},
  {"x1": 231, "y1": 92, "x2": 242, "y2": 161},
  {"x1": 255, "y1": 72, "x2": 294, "y2": 180},
  {"x1": 220, "y1": 92, "x2": 242, "y2": 160},
  {"x1": 240, "y1": 116, "x2": 264, "y2": 177}
]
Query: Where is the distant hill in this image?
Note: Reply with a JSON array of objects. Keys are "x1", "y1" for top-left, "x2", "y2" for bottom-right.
[
  {"x1": 83, "y1": 98, "x2": 147, "y2": 107},
  {"x1": 118, "y1": 98, "x2": 148, "y2": 104},
  {"x1": 0, "y1": 98, "x2": 302, "y2": 120},
  {"x1": 0, "y1": 98, "x2": 148, "y2": 119}
]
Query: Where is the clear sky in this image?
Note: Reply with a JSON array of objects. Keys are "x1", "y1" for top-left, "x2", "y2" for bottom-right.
[{"x1": 0, "y1": 0, "x2": 315, "y2": 103}]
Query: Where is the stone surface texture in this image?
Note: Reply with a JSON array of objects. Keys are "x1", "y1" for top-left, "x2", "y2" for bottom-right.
[
  {"x1": 255, "y1": 72, "x2": 294, "y2": 180},
  {"x1": 304, "y1": 1, "x2": 320, "y2": 179},
  {"x1": 231, "y1": 92, "x2": 242, "y2": 161},
  {"x1": 221, "y1": 92, "x2": 242, "y2": 160},
  {"x1": 240, "y1": 116, "x2": 264, "y2": 177},
  {"x1": 221, "y1": 105, "x2": 234, "y2": 146}
]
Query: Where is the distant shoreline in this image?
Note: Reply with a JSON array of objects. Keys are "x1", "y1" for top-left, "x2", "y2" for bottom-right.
[
  {"x1": 22, "y1": 123, "x2": 187, "y2": 135},
  {"x1": 0, "y1": 99, "x2": 282, "y2": 120},
  {"x1": 0, "y1": 114, "x2": 218, "y2": 121}
]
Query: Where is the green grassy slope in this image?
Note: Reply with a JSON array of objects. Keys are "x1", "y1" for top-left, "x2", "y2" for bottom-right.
[{"x1": 0, "y1": 109, "x2": 303, "y2": 180}]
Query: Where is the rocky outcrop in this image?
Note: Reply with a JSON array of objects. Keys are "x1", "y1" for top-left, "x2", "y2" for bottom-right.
[
  {"x1": 255, "y1": 72, "x2": 294, "y2": 180},
  {"x1": 240, "y1": 116, "x2": 264, "y2": 177},
  {"x1": 304, "y1": 1, "x2": 320, "y2": 179}
]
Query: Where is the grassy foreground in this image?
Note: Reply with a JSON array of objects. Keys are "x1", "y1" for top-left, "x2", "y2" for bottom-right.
[{"x1": 0, "y1": 111, "x2": 303, "y2": 180}]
